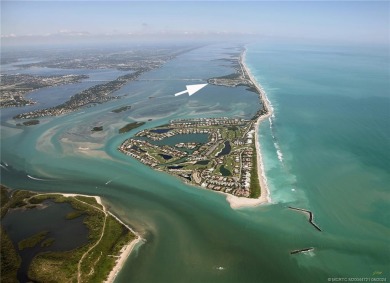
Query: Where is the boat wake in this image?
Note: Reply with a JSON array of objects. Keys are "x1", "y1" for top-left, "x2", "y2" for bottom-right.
[
  {"x1": 27, "y1": 175, "x2": 48, "y2": 181},
  {"x1": 0, "y1": 163, "x2": 9, "y2": 171}
]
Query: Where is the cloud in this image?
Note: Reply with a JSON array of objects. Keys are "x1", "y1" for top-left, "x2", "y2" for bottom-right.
[
  {"x1": 55, "y1": 30, "x2": 91, "y2": 36},
  {"x1": 1, "y1": 33, "x2": 17, "y2": 38}
]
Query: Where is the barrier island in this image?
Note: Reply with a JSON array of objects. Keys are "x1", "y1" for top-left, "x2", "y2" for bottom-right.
[{"x1": 119, "y1": 48, "x2": 272, "y2": 207}]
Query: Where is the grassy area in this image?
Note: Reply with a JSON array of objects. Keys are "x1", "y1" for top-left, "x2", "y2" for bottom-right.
[
  {"x1": 28, "y1": 249, "x2": 81, "y2": 282},
  {"x1": 28, "y1": 199, "x2": 134, "y2": 283},
  {"x1": 249, "y1": 146, "x2": 261, "y2": 198},
  {"x1": 65, "y1": 210, "x2": 85, "y2": 220},
  {"x1": 1, "y1": 186, "x2": 9, "y2": 207},
  {"x1": 41, "y1": 237, "x2": 55, "y2": 248},
  {"x1": 80, "y1": 215, "x2": 135, "y2": 282},
  {"x1": 1, "y1": 187, "x2": 35, "y2": 218},
  {"x1": 75, "y1": 196, "x2": 101, "y2": 208},
  {"x1": 1, "y1": 227, "x2": 21, "y2": 283},
  {"x1": 119, "y1": 122, "x2": 145, "y2": 134},
  {"x1": 18, "y1": 231, "x2": 49, "y2": 251}
]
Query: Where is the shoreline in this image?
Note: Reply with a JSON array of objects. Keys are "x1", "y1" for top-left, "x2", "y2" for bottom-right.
[
  {"x1": 53, "y1": 193, "x2": 143, "y2": 283},
  {"x1": 104, "y1": 236, "x2": 142, "y2": 283},
  {"x1": 226, "y1": 48, "x2": 273, "y2": 209},
  {"x1": 104, "y1": 210, "x2": 143, "y2": 283}
]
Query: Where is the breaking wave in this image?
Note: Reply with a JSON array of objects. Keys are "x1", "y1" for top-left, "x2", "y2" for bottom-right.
[{"x1": 268, "y1": 115, "x2": 284, "y2": 163}]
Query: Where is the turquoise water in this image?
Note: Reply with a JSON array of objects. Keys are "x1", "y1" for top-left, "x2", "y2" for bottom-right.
[
  {"x1": 246, "y1": 43, "x2": 389, "y2": 278},
  {"x1": 1, "y1": 43, "x2": 388, "y2": 282}
]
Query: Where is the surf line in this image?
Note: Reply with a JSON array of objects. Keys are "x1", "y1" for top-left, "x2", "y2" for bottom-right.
[{"x1": 288, "y1": 206, "x2": 322, "y2": 232}]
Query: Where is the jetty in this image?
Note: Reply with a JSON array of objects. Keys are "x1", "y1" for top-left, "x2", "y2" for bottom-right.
[
  {"x1": 290, "y1": 247, "x2": 314, "y2": 255},
  {"x1": 288, "y1": 206, "x2": 322, "y2": 232}
]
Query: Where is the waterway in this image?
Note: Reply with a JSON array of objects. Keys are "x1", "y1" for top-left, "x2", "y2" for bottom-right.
[
  {"x1": 2, "y1": 200, "x2": 88, "y2": 282},
  {"x1": 1, "y1": 42, "x2": 388, "y2": 282}
]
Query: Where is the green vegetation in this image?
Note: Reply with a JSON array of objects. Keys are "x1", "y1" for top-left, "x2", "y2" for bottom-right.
[
  {"x1": 119, "y1": 121, "x2": 145, "y2": 134},
  {"x1": 41, "y1": 237, "x2": 55, "y2": 248},
  {"x1": 18, "y1": 231, "x2": 49, "y2": 251},
  {"x1": 28, "y1": 249, "x2": 81, "y2": 282},
  {"x1": 1, "y1": 187, "x2": 35, "y2": 218},
  {"x1": 65, "y1": 210, "x2": 85, "y2": 220},
  {"x1": 1, "y1": 186, "x2": 10, "y2": 207},
  {"x1": 1, "y1": 186, "x2": 137, "y2": 283},
  {"x1": 213, "y1": 73, "x2": 241, "y2": 80},
  {"x1": 91, "y1": 126, "x2": 103, "y2": 132},
  {"x1": 79, "y1": 215, "x2": 135, "y2": 282},
  {"x1": 1, "y1": 227, "x2": 21, "y2": 283},
  {"x1": 250, "y1": 146, "x2": 261, "y2": 198},
  {"x1": 75, "y1": 196, "x2": 102, "y2": 208},
  {"x1": 28, "y1": 196, "x2": 135, "y2": 283},
  {"x1": 112, "y1": 105, "x2": 131, "y2": 113},
  {"x1": 1, "y1": 186, "x2": 22, "y2": 282},
  {"x1": 22, "y1": 119, "x2": 40, "y2": 126}
]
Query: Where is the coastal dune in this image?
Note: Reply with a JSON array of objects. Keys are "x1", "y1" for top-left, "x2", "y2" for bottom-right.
[
  {"x1": 226, "y1": 49, "x2": 273, "y2": 209},
  {"x1": 56, "y1": 194, "x2": 143, "y2": 283}
]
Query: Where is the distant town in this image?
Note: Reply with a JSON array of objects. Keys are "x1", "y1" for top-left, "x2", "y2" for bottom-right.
[
  {"x1": 0, "y1": 74, "x2": 88, "y2": 108},
  {"x1": 14, "y1": 71, "x2": 144, "y2": 119},
  {"x1": 7, "y1": 46, "x2": 199, "y2": 119}
]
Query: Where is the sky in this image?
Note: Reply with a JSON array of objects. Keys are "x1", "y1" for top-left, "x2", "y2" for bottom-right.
[{"x1": 1, "y1": 1, "x2": 389, "y2": 45}]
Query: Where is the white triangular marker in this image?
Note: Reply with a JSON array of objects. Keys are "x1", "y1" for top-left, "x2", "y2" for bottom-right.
[{"x1": 174, "y1": 84, "x2": 208, "y2": 97}]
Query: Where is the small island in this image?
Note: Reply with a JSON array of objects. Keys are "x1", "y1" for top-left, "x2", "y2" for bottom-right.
[
  {"x1": 119, "y1": 122, "x2": 145, "y2": 134},
  {"x1": 92, "y1": 126, "x2": 104, "y2": 132},
  {"x1": 0, "y1": 185, "x2": 142, "y2": 283},
  {"x1": 16, "y1": 119, "x2": 40, "y2": 127},
  {"x1": 111, "y1": 105, "x2": 132, "y2": 113}
]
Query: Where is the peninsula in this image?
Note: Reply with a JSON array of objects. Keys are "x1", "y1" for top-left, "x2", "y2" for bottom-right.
[
  {"x1": 0, "y1": 74, "x2": 88, "y2": 108},
  {"x1": 14, "y1": 71, "x2": 143, "y2": 119},
  {"x1": 119, "y1": 49, "x2": 272, "y2": 206},
  {"x1": 0, "y1": 186, "x2": 142, "y2": 283},
  {"x1": 12, "y1": 46, "x2": 200, "y2": 119}
]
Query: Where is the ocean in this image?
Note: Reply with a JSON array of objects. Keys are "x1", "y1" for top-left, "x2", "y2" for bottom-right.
[{"x1": 1, "y1": 42, "x2": 388, "y2": 282}]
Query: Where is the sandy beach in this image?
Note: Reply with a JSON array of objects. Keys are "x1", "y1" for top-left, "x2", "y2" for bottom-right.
[
  {"x1": 104, "y1": 211, "x2": 143, "y2": 283},
  {"x1": 104, "y1": 236, "x2": 142, "y2": 283},
  {"x1": 226, "y1": 49, "x2": 273, "y2": 209}
]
